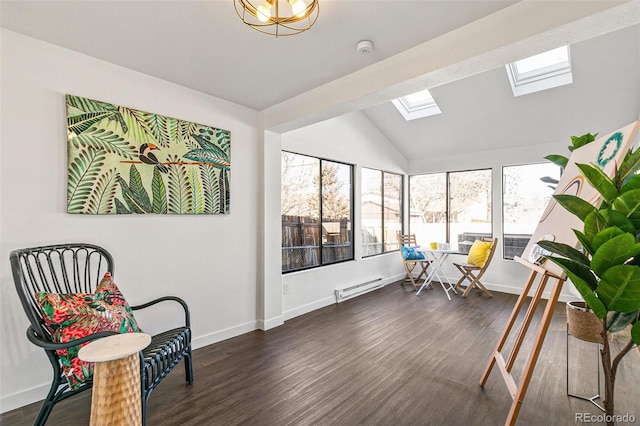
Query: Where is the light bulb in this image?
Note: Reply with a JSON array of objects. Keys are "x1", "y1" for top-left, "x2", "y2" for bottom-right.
[
  {"x1": 256, "y1": 0, "x2": 272, "y2": 22},
  {"x1": 288, "y1": 0, "x2": 307, "y2": 18}
]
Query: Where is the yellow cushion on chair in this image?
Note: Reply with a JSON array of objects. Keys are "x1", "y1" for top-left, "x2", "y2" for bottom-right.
[{"x1": 467, "y1": 240, "x2": 493, "y2": 267}]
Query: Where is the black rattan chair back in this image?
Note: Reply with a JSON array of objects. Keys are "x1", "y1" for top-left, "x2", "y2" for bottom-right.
[{"x1": 10, "y1": 243, "x2": 113, "y2": 339}]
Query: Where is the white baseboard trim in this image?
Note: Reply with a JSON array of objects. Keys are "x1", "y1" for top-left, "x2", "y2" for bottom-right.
[
  {"x1": 257, "y1": 315, "x2": 285, "y2": 331},
  {"x1": 283, "y1": 296, "x2": 335, "y2": 321},
  {"x1": 1, "y1": 383, "x2": 49, "y2": 414},
  {"x1": 193, "y1": 320, "x2": 258, "y2": 350},
  {"x1": 449, "y1": 276, "x2": 576, "y2": 303},
  {"x1": 283, "y1": 274, "x2": 405, "y2": 321}
]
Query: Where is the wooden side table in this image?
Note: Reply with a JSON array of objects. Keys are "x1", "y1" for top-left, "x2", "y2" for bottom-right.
[{"x1": 79, "y1": 333, "x2": 151, "y2": 426}]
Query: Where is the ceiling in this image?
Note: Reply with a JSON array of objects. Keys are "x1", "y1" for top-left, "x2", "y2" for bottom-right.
[
  {"x1": 2, "y1": 1, "x2": 639, "y2": 160},
  {"x1": 0, "y1": 0, "x2": 518, "y2": 110}
]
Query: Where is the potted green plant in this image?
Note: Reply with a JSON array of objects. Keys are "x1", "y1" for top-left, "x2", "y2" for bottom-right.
[{"x1": 536, "y1": 146, "x2": 640, "y2": 424}]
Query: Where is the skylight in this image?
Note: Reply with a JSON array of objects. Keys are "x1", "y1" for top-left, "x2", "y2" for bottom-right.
[
  {"x1": 506, "y1": 46, "x2": 572, "y2": 97},
  {"x1": 392, "y1": 89, "x2": 442, "y2": 121}
]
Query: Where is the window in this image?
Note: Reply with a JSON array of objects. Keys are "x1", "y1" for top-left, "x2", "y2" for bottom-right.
[
  {"x1": 505, "y1": 45, "x2": 572, "y2": 97},
  {"x1": 281, "y1": 152, "x2": 353, "y2": 273},
  {"x1": 361, "y1": 168, "x2": 403, "y2": 257},
  {"x1": 410, "y1": 169, "x2": 492, "y2": 253},
  {"x1": 503, "y1": 163, "x2": 560, "y2": 260},
  {"x1": 391, "y1": 88, "x2": 442, "y2": 121}
]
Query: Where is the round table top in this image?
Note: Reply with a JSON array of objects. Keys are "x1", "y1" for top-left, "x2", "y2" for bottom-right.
[{"x1": 78, "y1": 333, "x2": 151, "y2": 362}]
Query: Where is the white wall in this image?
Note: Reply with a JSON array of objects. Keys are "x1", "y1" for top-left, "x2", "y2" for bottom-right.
[
  {"x1": 280, "y1": 112, "x2": 409, "y2": 318},
  {"x1": 0, "y1": 29, "x2": 260, "y2": 411}
]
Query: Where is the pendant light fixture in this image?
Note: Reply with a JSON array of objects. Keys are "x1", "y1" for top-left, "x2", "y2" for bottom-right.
[{"x1": 234, "y1": 0, "x2": 319, "y2": 37}]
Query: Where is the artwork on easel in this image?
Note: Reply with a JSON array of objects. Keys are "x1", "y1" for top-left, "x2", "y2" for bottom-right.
[
  {"x1": 521, "y1": 121, "x2": 640, "y2": 278},
  {"x1": 66, "y1": 94, "x2": 231, "y2": 215}
]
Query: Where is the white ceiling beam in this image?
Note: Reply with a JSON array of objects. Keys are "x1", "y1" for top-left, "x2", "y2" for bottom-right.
[{"x1": 262, "y1": 0, "x2": 639, "y2": 133}]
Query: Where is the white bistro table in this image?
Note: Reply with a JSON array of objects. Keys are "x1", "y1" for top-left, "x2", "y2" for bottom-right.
[{"x1": 415, "y1": 248, "x2": 461, "y2": 300}]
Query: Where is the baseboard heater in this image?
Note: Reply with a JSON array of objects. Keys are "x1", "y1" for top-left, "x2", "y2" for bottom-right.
[{"x1": 335, "y1": 277, "x2": 383, "y2": 303}]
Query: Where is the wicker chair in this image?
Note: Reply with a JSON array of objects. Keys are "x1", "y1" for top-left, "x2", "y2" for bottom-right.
[{"x1": 10, "y1": 243, "x2": 193, "y2": 425}]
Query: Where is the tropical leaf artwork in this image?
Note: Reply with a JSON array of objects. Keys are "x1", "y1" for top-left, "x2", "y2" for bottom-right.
[{"x1": 66, "y1": 94, "x2": 231, "y2": 214}]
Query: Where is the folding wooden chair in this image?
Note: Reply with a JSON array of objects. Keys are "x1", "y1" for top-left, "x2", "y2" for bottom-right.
[
  {"x1": 397, "y1": 234, "x2": 430, "y2": 290},
  {"x1": 453, "y1": 237, "x2": 497, "y2": 297}
]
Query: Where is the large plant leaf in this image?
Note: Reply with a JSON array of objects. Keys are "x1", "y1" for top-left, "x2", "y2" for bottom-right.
[
  {"x1": 576, "y1": 163, "x2": 618, "y2": 204},
  {"x1": 543, "y1": 256, "x2": 598, "y2": 291},
  {"x1": 86, "y1": 168, "x2": 118, "y2": 214},
  {"x1": 543, "y1": 154, "x2": 568, "y2": 169},
  {"x1": 67, "y1": 148, "x2": 105, "y2": 213},
  {"x1": 167, "y1": 154, "x2": 193, "y2": 214},
  {"x1": 549, "y1": 261, "x2": 606, "y2": 318},
  {"x1": 553, "y1": 194, "x2": 596, "y2": 222},
  {"x1": 606, "y1": 311, "x2": 637, "y2": 333},
  {"x1": 152, "y1": 167, "x2": 167, "y2": 214},
  {"x1": 536, "y1": 241, "x2": 590, "y2": 265},
  {"x1": 620, "y1": 173, "x2": 640, "y2": 194},
  {"x1": 574, "y1": 230, "x2": 594, "y2": 256},
  {"x1": 583, "y1": 210, "x2": 608, "y2": 240},
  {"x1": 591, "y1": 226, "x2": 626, "y2": 253},
  {"x1": 598, "y1": 265, "x2": 640, "y2": 312},
  {"x1": 612, "y1": 189, "x2": 640, "y2": 220},
  {"x1": 73, "y1": 127, "x2": 136, "y2": 159},
  {"x1": 591, "y1": 233, "x2": 640, "y2": 276},
  {"x1": 632, "y1": 321, "x2": 640, "y2": 345},
  {"x1": 598, "y1": 209, "x2": 635, "y2": 233},
  {"x1": 569, "y1": 133, "x2": 597, "y2": 151},
  {"x1": 618, "y1": 147, "x2": 640, "y2": 184}
]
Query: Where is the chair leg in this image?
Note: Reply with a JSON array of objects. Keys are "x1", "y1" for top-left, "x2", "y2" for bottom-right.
[
  {"x1": 453, "y1": 274, "x2": 467, "y2": 292},
  {"x1": 474, "y1": 280, "x2": 493, "y2": 297},
  {"x1": 403, "y1": 263, "x2": 419, "y2": 290},
  {"x1": 185, "y1": 350, "x2": 194, "y2": 384},
  {"x1": 35, "y1": 365, "x2": 66, "y2": 426},
  {"x1": 34, "y1": 399, "x2": 55, "y2": 426}
]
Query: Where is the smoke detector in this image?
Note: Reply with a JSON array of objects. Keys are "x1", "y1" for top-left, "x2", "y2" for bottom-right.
[{"x1": 356, "y1": 40, "x2": 374, "y2": 54}]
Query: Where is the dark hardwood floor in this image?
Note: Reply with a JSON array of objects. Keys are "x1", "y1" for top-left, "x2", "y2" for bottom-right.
[{"x1": 2, "y1": 283, "x2": 639, "y2": 425}]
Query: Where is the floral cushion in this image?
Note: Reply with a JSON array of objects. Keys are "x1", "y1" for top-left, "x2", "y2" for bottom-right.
[{"x1": 36, "y1": 272, "x2": 141, "y2": 388}]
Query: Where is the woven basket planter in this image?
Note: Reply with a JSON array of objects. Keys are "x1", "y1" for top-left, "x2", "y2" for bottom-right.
[{"x1": 566, "y1": 301, "x2": 604, "y2": 344}]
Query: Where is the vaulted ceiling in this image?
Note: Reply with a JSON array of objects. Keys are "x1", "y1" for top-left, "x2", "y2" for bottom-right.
[{"x1": 2, "y1": 1, "x2": 639, "y2": 160}]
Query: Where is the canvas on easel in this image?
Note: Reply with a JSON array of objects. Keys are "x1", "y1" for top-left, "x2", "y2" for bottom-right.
[
  {"x1": 481, "y1": 121, "x2": 640, "y2": 426},
  {"x1": 522, "y1": 121, "x2": 640, "y2": 277}
]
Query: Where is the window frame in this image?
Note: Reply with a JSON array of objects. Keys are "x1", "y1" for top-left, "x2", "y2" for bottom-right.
[
  {"x1": 281, "y1": 150, "x2": 355, "y2": 274},
  {"x1": 409, "y1": 168, "x2": 493, "y2": 250},
  {"x1": 505, "y1": 45, "x2": 572, "y2": 97},
  {"x1": 361, "y1": 167, "x2": 404, "y2": 258}
]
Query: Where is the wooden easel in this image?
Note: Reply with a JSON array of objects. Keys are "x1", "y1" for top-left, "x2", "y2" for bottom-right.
[{"x1": 479, "y1": 257, "x2": 566, "y2": 425}]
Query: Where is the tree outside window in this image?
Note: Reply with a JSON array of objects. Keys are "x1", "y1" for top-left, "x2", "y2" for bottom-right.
[
  {"x1": 361, "y1": 168, "x2": 403, "y2": 256},
  {"x1": 281, "y1": 151, "x2": 353, "y2": 272},
  {"x1": 503, "y1": 163, "x2": 559, "y2": 259},
  {"x1": 410, "y1": 170, "x2": 491, "y2": 252}
]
